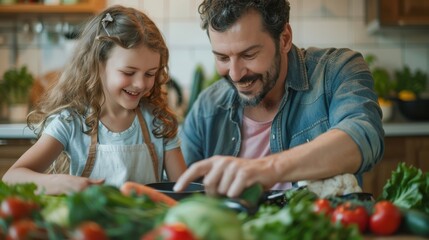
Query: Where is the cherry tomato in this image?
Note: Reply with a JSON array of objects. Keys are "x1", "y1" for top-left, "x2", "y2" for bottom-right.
[
  {"x1": 369, "y1": 200, "x2": 402, "y2": 235},
  {"x1": 141, "y1": 223, "x2": 197, "y2": 240},
  {"x1": 313, "y1": 199, "x2": 334, "y2": 216},
  {"x1": 331, "y1": 202, "x2": 369, "y2": 233},
  {"x1": 72, "y1": 221, "x2": 108, "y2": 240},
  {"x1": 7, "y1": 219, "x2": 40, "y2": 240},
  {"x1": 0, "y1": 197, "x2": 36, "y2": 220}
]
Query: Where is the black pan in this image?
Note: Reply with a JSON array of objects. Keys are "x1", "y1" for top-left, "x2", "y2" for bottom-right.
[{"x1": 145, "y1": 182, "x2": 205, "y2": 200}]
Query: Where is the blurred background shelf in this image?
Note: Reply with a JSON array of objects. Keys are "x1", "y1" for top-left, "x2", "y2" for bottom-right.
[{"x1": 0, "y1": 0, "x2": 105, "y2": 15}]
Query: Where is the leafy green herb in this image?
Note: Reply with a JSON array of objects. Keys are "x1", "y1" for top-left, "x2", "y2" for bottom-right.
[
  {"x1": 394, "y1": 66, "x2": 427, "y2": 98},
  {"x1": 365, "y1": 54, "x2": 394, "y2": 99},
  {"x1": 380, "y1": 163, "x2": 429, "y2": 214},
  {"x1": 243, "y1": 201, "x2": 362, "y2": 240},
  {"x1": 65, "y1": 185, "x2": 167, "y2": 239},
  {"x1": 0, "y1": 66, "x2": 34, "y2": 104},
  {"x1": 0, "y1": 181, "x2": 41, "y2": 203}
]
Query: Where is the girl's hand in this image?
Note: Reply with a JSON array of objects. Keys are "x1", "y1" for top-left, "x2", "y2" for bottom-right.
[{"x1": 46, "y1": 175, "x2": 105, "y2": 195}]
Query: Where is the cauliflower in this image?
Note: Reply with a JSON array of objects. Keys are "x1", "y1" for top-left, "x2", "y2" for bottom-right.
[{"x1": 297, "y1": 173, "x2": 362, "y2": 198}]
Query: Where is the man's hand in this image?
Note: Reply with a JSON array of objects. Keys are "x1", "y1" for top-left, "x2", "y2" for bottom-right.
[{"x1": 173, "y1": 155, "x2": 278, "y2": 198}]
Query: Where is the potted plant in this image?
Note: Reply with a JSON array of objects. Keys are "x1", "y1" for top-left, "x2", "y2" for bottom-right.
[
  {"x1": 365, "y1": 55, "x2": 395, "y2": 122},
  {"x1": 0, "y1": 66, "x2": 34, "y2": 122},
  {"x1": 393, "y1": 66, "x2": 429, "y2": 121}
]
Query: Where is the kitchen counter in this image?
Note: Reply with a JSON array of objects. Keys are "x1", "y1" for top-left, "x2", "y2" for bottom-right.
[
  {"x1": 0, "y1": 123, "x2": 36, "y2": 139},
  {"x1": 1, "y1": 122, "x2": 429, "y2": 139},
  {"x1": 383, "y1": 122, "x2": 429, "y2": 136}
]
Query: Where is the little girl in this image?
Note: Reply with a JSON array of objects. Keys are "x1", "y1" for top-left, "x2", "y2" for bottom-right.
[{"x1": 2, "y1": 5, "x2": 186, "y2": 195}]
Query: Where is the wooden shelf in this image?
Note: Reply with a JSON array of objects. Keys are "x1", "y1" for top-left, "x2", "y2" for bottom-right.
[{"x1": 0, "y1": 0, "x2": 106, "y2": 15}]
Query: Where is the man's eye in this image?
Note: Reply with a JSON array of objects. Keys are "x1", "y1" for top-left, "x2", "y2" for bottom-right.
[
  {"x1": 243, "y1": 53, "x2": 256, "y2": 60},
  {"x1": 215, "y1": 55, "x2": 229, "y2": 62}
]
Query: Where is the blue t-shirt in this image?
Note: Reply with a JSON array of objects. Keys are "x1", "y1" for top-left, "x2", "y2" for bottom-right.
[{"x1": 43, "y1": 105, "x2": 180, "y2": 176}]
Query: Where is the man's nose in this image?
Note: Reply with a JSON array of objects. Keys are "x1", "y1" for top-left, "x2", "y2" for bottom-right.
[{"x1": 228, "y1": 59, "x2": 246, "y2": 82}]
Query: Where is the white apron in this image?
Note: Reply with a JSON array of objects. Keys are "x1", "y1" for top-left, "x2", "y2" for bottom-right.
[{"x1": 80, "y1": 109, "x2": 159, "y2": 187}]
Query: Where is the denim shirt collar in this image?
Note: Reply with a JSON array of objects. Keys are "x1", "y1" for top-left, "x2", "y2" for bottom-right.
[{"x1": 286, "y1": 44, "x2": 310, "y2": 92}]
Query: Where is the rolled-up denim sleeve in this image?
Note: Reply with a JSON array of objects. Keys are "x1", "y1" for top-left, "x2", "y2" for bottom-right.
[{"x1": 328, "y1": 50, "x2": 385, "y2": 174}]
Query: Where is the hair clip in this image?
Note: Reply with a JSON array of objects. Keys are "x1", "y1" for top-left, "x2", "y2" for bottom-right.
[{"x1": 101, "y1": 13, "x2": 114, "y2": 36}]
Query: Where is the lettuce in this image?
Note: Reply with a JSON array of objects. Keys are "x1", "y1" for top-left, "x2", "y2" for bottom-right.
[
  {"x1": 0, "y1": 181, "x2": 40, "y2": 202},
  {"x1": 380, "y1": 162, "x2": 429, "y2": 213},
  {"x1": 164, "y1": 195, "x2": 244, "y2": 240}
]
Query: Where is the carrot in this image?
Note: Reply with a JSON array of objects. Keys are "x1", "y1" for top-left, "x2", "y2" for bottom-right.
[{"x1": 120, "y1": 181, "x2": 177, "y2": 207}]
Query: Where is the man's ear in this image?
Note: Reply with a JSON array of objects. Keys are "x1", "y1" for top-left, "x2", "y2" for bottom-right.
[{"x1": 280, "y1": 23, "x2": 292, "y2": 54}]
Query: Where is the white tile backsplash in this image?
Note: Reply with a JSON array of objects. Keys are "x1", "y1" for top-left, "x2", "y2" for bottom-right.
[
  {"x1": 167, "y1": 20, "x2": 209, "y2": 47},
  {"x1": 1, "y1": 0, "x2": 428, "y2": 93},
  {"x1": 349, "y1": 20, "x2": 378, "y2": 45},
  {"x1": 324, "y1": 0, "x2": 349, "y2": 18},
  {"x1": 169, "y1": 0, "x2": 193, "y2": 19},
  {"x1": 142, "y1": 0, "x2": 166, "y2": 20},
  {"x1": 403, "y1": 47, "x2": 429, "y2": 72},
  {"x1": 16, "y1": 48, "x2": 41, "y2": 76},
  {"x1": 301, "y1": 0, "x2": 324, "y2": 18},
  {"x1": 349, "y1": 0, "x2": 364, "y2": 18},
  {"x1": 169, "y1": 48, "x2": 197, "y2": 90},
  {"x1": 299, "y1": 19, "x2": 352, "y2": 47}
]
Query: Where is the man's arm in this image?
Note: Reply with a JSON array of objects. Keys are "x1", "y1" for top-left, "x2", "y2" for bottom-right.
[{"x1": 174, "y1": 129, "x2": 360, "y2": 197}]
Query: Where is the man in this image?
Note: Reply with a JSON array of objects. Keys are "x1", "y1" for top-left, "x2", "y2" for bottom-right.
[{"x1": 174, "y1": 0, "x2": 384, "y2": 198}]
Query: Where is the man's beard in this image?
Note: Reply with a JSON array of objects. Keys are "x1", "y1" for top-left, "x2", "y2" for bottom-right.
[{"x1": 225, "y1": 49, "x2": 281, "y2": 107}]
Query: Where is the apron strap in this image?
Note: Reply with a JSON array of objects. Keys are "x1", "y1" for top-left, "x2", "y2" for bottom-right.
[
  {"x1": 81, "y1": 109, "x2": 160, "y2": 182},
  {"x1": 82, "y1": 122, "x2": 98, "y2": 178},
  {"x1": 136, "y1": 109, "x2": 160, "y2": 182}
]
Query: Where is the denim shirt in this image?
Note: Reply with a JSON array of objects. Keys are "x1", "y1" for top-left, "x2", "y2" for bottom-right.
[{"x1": 180, "y1": 45, "x2": 385, "y2": 183}]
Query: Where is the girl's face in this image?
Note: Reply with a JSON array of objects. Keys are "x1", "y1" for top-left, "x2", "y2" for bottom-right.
[{"x1": 101, "y1": 44, "x2": 160, "y2": 112}]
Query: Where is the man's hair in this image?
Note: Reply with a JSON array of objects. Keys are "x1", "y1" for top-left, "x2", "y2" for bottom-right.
[{"x1": 198, "y1": 0, "x2": 290, "y2": 40}]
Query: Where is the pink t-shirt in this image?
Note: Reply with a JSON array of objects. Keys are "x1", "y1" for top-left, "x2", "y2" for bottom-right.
[{"x1": 239, "y1": 115, "x2": 292, "y2": 190}]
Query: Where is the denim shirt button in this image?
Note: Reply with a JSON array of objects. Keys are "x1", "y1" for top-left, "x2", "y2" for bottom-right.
[
  {"x1": 232, "y1": 137, "x2": 236, "y2": 141},
  {"x1": 272, "y1": 134, "x2": 276, "y2": 140}
]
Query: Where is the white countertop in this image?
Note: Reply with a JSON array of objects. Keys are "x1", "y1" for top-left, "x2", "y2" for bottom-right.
[
  {"x1": 1, "y1": 122, "x2": 429, "y2": 139},
  {"x1": 382, "y1": 122, "x2": 429, "y2": 136},
  {"x1": 0, "y1": 123, "x2": 36, "y2": 139}
]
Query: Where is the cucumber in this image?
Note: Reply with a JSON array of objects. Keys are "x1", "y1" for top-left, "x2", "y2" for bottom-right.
[
  {"x1": 289, "y1": 189, "x2": 317, "y2": 206},
  {"x1": 186, "y1": 64, "x2": 205, "y2": 115},
  {"x1": 239, "y1": 183, "x2": 263, "y2": 207},
  {"x1": 402, "y1": 209, "x2": 429, "y2": 237}
]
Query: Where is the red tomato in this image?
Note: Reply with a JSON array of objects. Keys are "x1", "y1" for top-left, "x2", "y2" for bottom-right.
[
  {"x1": 313, "y1": 199, "x2": 334, "y2": 216},
  {"x1": 7, "y1": 219, "x2": 40, "y2": 240},
  {"x1": 72, "y1": 221, "x2": 108, "y2": 240},
  {"x1": 141, "y1": 223, "x2": 197, "y2": 240},
  {"x1": 331, "y1": 202, "x2": 369, "y2": 233},
  {"x1": 369, "y1": 200, "x2": 402, "y2": 235},
  {"x1": 0, "y1": 197, "x2": 36, "y2": 220}
]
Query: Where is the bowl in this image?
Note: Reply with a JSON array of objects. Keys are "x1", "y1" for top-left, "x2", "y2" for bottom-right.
[
  {"x1": 396, "y1": 99, "x2": 429, "y2": 121},
  {"x1": 145, "y1": 182, "x2": 205, "y2": 200}
]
